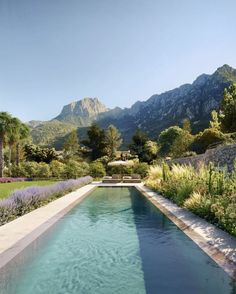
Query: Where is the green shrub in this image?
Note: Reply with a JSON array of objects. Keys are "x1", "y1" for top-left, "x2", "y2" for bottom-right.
[
  {"x1": 21, "y1": 162, "x2": 39, "y2": 178},
  {"x1": 63, "y1": 160, "x2": 89, "y2": 179},
  {"x1": 107, "y1": 165, "x2": 134, "y2": 176},
  {"x1": 184, "y1": 192, "x2": 215, "y2": 221},
  {"x1": 211, "y1": 194, "x2": 236, "y2": 236},
  {"x1": 89, "y1": 162, "x2": 106, "y2": 178},
  {"x1": 190, "y1": 128, "x2": 229, "y2": 154},
  {"x1": 133, "y1": 162, "x2": 149, "y2": 177},
  {"x1": 146, "y1": 162, "x2": 236, "y2": 237},
  {"x1": 35, "y1": 162, "x2": 52, "y2": 178},
  {"x1": 50, "y1": 160, "x2": 66, "y2": 178},
  {"x1": 11, "y1": 164, "x2": 29, "y2": 177}
]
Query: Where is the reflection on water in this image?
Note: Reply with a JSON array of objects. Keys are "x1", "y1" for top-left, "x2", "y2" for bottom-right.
[{"x1": 0, "y1": 187, "x2": 235, "y2": 294}]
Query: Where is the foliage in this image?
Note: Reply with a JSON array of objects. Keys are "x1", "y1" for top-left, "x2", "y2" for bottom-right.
[
  {"x1": 104, "y1": 125, "x2": 122, "y2": 159},
  {"x1": 107, "y1": 165, "x2": 133, "y2": 176},
  {"x1": 0, "y1": 112, "x2": 29, "y2": 177},
  {"x1": 19, "y1": 162, "x2": 39, "y2": 178},
  {"x1": 133, "y1": 162, "x2": 149, "y2": 177},
  {"x1": 50, "y1": 160, "x2": 66, "y2": 178},
  {"x1": 219, "y1": 83, "x2": 236, "y2": 133},
  {"x1": 183, "y1": 192, "x2": 214, "y2": 220},
  {"x1": 30, "y1": 120, "x2": 76, "y2": 149},
  {"x1": 35, "y1": 162, "x2": 52, "y2": 178},
  {"x1": 142, "y1": 141, "x2": 159, "y2": 163},
  {"x1": 85, "y1": 124, "x2": 106, "y2": 160},
  {"x1": 129, "y1": 129, "x2": 148, "y2": 161},
  {"x1": 24, "y1": 144, "x2": 58, "y2": 163},
  {"x1": 94, "y1": 156, "x2": 110, "y2": 165},
  {"x1": 190, "y1": 128, "x2": 228, "y2": 154},
  {"x1": 146, "y1": 162, "x2": 236, "y2": 236},
  {"x1": 181, "y1": 151, "x2": 197, "y2": 157},
  {"x1": 0, "y1": 176, "x2": 92, "y2": 225},
  {"x1": 63, "y1": 130, "x2": 80, "y2": 158},
  {"x1": 170, "y1": 130, "x2": 193, "y2": 158},
  {"x1": 209, "y1": 110, "x2": 221, "y2": 130},
  {"x1": 182, "y1": 118, "x2": 191, "y2": 132},
  {"x1": 89, "y1": 162, "x2": 106, "y2": 178},
  {"x1": 107, "y1": 162, "x2": 148, "y2": 177},
  {"x1": 11, "y1": 159, "x2": 91, "y2": 180},
  {"x1": 158, "y1": 126, "x2": 185, "y2": 157},
  {"x1": 63, "y1": 160, "x2": 89, "y2": 179}
]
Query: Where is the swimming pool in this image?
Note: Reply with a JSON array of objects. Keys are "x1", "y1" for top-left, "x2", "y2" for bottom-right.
[{"x1": 0, "y1": 187, "x2": 235, "y2": 294}]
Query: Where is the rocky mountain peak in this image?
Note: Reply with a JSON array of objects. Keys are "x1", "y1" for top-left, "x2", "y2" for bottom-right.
[{"x1": 54, "y1": 97, "x2": 109, "y2": 126}]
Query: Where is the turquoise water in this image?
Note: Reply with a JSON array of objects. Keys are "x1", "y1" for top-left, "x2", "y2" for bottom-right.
[{"x1": 1, "y1": 187, "x2": 235, "y2": 294}]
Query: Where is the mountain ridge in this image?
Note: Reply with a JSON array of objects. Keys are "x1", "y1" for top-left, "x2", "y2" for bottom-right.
[{"x1": 29, "y1": 64, "x2": 236, "y2": 148}]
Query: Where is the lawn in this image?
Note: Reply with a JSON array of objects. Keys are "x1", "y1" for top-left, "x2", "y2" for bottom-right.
[{"x1": 0, "y1": 180, "x2": 57, "y2": 200}]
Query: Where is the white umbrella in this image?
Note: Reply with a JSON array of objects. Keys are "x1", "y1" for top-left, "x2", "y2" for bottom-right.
[{"x1": 108, "y1": 160, "x2": 134, "y2": 166}]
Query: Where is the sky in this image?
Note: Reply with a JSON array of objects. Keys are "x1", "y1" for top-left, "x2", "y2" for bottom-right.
[{"x1": 0, "y1": 0, "x2": 236, "y2": 122}]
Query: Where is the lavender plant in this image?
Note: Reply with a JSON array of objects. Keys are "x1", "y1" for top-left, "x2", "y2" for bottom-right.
[{"x1": 0, "y1": 176, "x2": 92, "y2": 226}]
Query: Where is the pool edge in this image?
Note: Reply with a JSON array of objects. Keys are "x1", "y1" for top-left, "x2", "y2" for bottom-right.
[
  {"x1": 136, "y1": 185, "x2": 236, "y2": 280},
  {"x1": 0, "y1": 184, "x2": 97, "y2": 269}
]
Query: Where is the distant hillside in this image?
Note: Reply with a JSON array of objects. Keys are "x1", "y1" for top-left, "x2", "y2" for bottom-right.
[
  {"x1": 30, "y1": 120, "x2": 76, "y2": 148},
  {"x1": 30, "y1": 64, "x2": 236, "y2": 149}
]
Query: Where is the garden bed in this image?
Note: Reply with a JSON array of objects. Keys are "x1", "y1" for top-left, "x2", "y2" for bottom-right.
[
  {"x1": 146, "y1": 163, "x2": 236, "y2": 237},
  {"x1": 0, "y1": 180, "x2": 57, "y2": 200},
  {"x1": 0, "y1": 176, "x2": 92, "y2": 226}
]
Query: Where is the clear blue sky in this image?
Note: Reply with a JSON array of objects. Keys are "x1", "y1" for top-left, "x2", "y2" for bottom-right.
[{"x1": 0, "y1": 0, "x2": 236, "y2": 122}]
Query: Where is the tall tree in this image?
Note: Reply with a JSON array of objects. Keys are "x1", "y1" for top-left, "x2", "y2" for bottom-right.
[
  {"x1": 85, "y1": 124, "x2": 106, "y2": 160},
  {"x1": 16, "y1": 123, "x2": 30, "y2": 165},
  {"x1": 7, "y1": 117, "x2": 22, "y2": 167},
  {"x1": 219, "y1": 84, "x2": 236, "y2": 132},
  {"x1": 63, "y1": 130, "x2": 79, "y2": 157},
  {"x1": 129, "y1": 129, "x2": 148, "y2": 161},
  {"x1": 104, "y1": 125, "x2": 122, "y2": 159},
  {"x1": 159, "y1": 126, "x2": 184, "y2": 157},
  {"x1": 142, "y1": 140, "x2": 159, "y2": 163},
  {"x1": 0, "y1": 112, "x2": 15, "y2": 177}
]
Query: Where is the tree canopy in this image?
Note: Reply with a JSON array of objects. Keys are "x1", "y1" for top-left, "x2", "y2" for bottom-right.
[
  {"x1": 219, "y1": 84, "x2": 236, "y2": 133},
  {"x1": 104, "y1": 125, "x2": 122, "y2": 159},
  {"x1": 85, "y1": 124, "x2": 106, "y2": 160},
  {"x1": 129, "y1": 129, "x2": 148, "y2": 161}
]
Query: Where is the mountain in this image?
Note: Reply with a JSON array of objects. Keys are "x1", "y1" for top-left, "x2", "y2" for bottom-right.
[
  {"x1": 30, "y1": 98, "x2": 110, "y2": 149},
  {"x1": 30, "y1": 64, "x2": 236, "y2": 149},
  {"x1": 54, "y1": 97, "x2": 109, "y2": 126},
  {"x1": 94, "y1": 64, "x2": 236, "y2": 142}
]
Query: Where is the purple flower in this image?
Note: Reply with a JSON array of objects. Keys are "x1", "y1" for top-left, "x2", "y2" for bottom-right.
[{"x1": 0, "y1": 176, "x2": 92, "y2": 225}]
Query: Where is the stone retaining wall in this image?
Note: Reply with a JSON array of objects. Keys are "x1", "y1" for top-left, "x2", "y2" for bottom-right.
[{"x1": 169, "y1": 144, "x2": 236, "y2": 172}]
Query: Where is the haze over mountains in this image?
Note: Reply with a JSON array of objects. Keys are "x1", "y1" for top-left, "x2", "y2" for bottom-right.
[{"x1": 29, "y1": 64, "x2": 236, "y2": 149}]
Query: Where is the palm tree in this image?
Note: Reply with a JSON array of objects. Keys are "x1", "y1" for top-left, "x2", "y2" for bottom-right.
[
  {"x1": 0, "y1": 112, "x2": 14, "y2": 177},
  {"x1": 16, "y1": 124, "x2": 30, "y2": 166},
  {"x1": 7, "y1": 117, "x2": 21, "y2": 168}
]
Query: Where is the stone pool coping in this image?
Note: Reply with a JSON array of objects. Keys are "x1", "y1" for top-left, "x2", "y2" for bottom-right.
[
  {"x1": 136, "y1": 185, "x2": 236, "y2": 280},
  {"x1": 0, "y1": 182, "x2": 235, "y2": 280}
]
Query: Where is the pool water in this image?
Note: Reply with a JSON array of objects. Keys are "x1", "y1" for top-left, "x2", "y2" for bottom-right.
[{"x1": 1, "y1": 187, "x2": 235, "y2": 294}]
